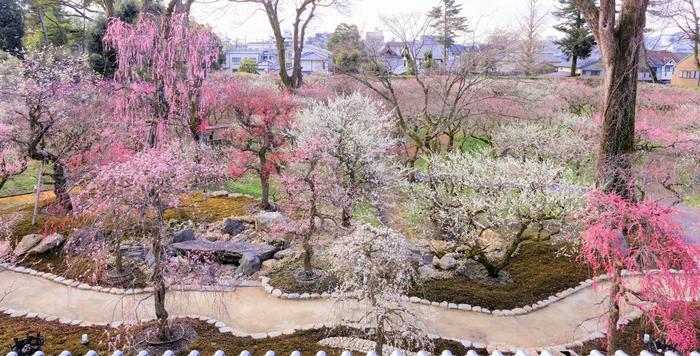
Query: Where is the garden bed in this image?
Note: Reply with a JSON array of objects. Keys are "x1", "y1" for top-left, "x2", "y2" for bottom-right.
[
  {"x1": 268, "y1": 243, "x2": 592, "y2": 310},
  {"x1": 410, "y1": 243, "x2": 591, "y2": 310}
]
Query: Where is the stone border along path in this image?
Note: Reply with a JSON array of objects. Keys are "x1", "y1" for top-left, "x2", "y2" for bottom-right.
[{"x1": 0, "y1": 264, "x2": 658, "y2": 352}]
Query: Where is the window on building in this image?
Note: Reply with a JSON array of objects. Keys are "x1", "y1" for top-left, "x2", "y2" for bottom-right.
[
  {"x1": 681, "y1": 71, "x2": 688, "y2": 78},
  {"x1": 665, "y1": 65, "x2": 673, "y2": 73},
  {"x1": 232, "y1": 57, "x2": 241, "y2": 64},
  {"x1": 692, "y1": 71, "x2": 699, "y2": 79}
]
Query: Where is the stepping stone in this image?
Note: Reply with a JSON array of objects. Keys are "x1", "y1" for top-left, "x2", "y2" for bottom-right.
[{"x1": 170, "y1": 240, "x2": 277, "y2": 264}]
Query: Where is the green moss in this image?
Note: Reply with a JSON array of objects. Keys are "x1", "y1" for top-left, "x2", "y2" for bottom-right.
[{"x1": 164, "y1": 193, "x2": 257, "y2": 223}]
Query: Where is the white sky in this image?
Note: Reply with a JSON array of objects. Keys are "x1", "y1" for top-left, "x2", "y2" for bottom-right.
[{"x1": 190, "y1": 0, "x2": 559, "y2": 44}]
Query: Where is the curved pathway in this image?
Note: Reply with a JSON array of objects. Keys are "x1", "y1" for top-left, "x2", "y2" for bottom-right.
[{"x1": 0, "y1": 269, "x2": 641, "y2": 350}]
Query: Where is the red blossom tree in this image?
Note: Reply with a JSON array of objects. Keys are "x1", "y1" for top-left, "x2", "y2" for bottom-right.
[
  {"x1": 578, "y1": 192, "x2": 700, "y2": 352},
  {"x1": 206, "y1": 76, "x2": 296, "y2": 210}
]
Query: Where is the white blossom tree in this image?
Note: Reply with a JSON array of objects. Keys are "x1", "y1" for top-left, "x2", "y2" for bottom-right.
[
  {"x1": 409, "y1": 151, "x2": 585, "y2": 278},
  {"x1": 328, "y1": 224, "x2": 431, "y2": 355},
  {"x1": 294, "y1": 93, "x2": 397, "y2": 226},
  {"x1": 491, "y1": 114, "x2": 597, "y2": 174}
]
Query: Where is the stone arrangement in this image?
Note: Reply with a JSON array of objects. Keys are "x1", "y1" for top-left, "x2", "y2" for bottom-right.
[{"x1": 5, "y1": 349, "x2": 699, "y2": 356}]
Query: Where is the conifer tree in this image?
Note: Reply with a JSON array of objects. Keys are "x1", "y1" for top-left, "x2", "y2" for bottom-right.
[
  {"x1": 553, "y1": 0, "x2": 596, "y2": 76},
  {"x1": 427, "y1": 0, "x2": 468, "y2": 67}
]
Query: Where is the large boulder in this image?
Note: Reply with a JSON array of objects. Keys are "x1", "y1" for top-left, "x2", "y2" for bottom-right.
[
  {"x1": 256, "y1": 211, "x2": 285, "y2": 231},
  {"x1": 29, "y1": 233, "x2": 65, "y2": 254},
  {"x1": 236, "y1": 252, "x2": 261, "y2": 276},
  {"x1": 433, "y1": 255, "x2": 457, "y2": 270},
  {"x1": 170, "y1": 240, "x2": 278, "y2": 264},
  {"x1": 173, "y1": 228, "x2": 195, "y2": 243},
  {"x1": 222, "y1": 218, "x2": 246, "y2": 236},
  {"x1": 13, "y1": 234, "x2": 42, "y2": 256}
]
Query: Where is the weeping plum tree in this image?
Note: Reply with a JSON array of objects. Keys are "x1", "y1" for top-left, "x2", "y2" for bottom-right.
[
  {"x1": 76, "y1": 144, "x2": 222, "y2": 341},
  {"x1": 90, "y1": 7, "x2": 221, "y2": 342},
  {"x1": 577, "y1": 193, "x2": 700, "y2": 352},
  {"x1": 329, "y1": 224, "x2": 430, "y2": 355}
]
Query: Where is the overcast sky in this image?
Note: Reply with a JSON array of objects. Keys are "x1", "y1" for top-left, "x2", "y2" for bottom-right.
[{"x1": 190, "y1": 0, "x2": 560, "y2": 44}]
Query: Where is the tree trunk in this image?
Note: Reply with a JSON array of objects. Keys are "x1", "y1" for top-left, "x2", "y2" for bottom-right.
[
  {"x1": 259, "y1": 153, "x2": 272, "y2": 210},
  {"x1": 570, "y1": 53, "x2": 578, "y2": 77},
  {"x1": 341, "y1": 206, "x2": 352, "y2": 227},
  {"x1": 606, "y1": 265, "x2": 622, "y2": 352},
  {"x1": 572, "y1": 0, "x2": 649, "y2": 349},
  {"x1": 374, "y1": 320, "x2": 385, "y2": 355},
  {"x1": 52, "y1": 161, "x2": 73, "y2": 213},
  {"x1": 152, "y1": 202, "x2": 171, "y2": 341},
  {"x1": 302, "y1": 240, "x2": 313, "y2": 275}
]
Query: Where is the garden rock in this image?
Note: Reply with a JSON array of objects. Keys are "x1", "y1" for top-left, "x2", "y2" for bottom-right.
[
  {"x1": 256, "y1": 211, "x2": 285, "y2": 231},
  {"x1": 171, "y1": 240, "x2": 277, "y2": 264},
  {"x1": 438, "y1": 256, "x2": 457, "y2": 270},
  {"x1": 273, "y1": 248, "x2": 295, "y2": 260},
  {"x1": 205, "y1": 190, "x2": 229, "y2": 198},
  {"x1": 29, "y1": 233, "x2": 65, "y2": 254},
  {"x1": 13, "y1": 234, "x2": 42, "y2": 256},
  {"x1": 173, "y1": 228, "x2": 196, "y2": 243},
  {"x1": 236, "y1": 253, "x2": 261, "y2": 276},
  {"x1": 261, "y1": 259, "x2": 278, "y2": 274},
  {"x1": 222, "y1": 218, "x2": 246, "y2": 236}
]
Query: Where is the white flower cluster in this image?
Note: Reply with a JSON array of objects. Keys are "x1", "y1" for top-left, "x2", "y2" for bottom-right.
[
  {"x1": 328, "y1": 224, "x2": 431, "y2": 353},
  {"x1": 407, "y1": 150, "x2": 586, "y2": 272}
]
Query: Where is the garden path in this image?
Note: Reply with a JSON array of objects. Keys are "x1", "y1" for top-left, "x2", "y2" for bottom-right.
[{"x1": 0, "y1": 269, "x2": 640, "y2": 349}]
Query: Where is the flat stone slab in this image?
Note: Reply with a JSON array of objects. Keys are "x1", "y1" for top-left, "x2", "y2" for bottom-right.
[{"x1": 170, "y1": 240, "x2": 278, "y2": 264}]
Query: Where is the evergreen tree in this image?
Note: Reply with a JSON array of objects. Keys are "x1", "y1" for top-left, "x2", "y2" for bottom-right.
[
  {"x1": 553, "y1": 0, "x2": 595, "y2": 76},
  {"x1": 0, "y1": 0, "x2": 24, "y2": 57},
  {"x1": 238, "y1": 58, "x2": 258, "y2": 74},
  {"x1": 23, "y1": 0, "x2": 83, "y2": 49},
  {"x1": 328, "y1": 23, "x2": 364, "y2": 73},
  {"x1": 86, "y1": 0, "x2": 138, "y2": 77},
  {"x1": 427, "y1": 0, "x2": 468, "y2": 67}
]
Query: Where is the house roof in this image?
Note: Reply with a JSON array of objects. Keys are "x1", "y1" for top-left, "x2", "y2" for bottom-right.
[{"x1": 646, "y1": 50, "x2": 686, "y2": 67}]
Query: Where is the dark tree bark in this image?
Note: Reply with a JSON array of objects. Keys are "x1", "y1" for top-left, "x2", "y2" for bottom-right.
[
  {"x1": 231, "y1": 0, "x2": 340, "y2": 89},
  {"x1": 571, "y1": 0, "x2": 650, "y2": 350}
]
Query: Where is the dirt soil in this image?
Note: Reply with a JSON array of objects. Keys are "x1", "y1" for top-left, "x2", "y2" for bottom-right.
[{"x1": 0, "y1": 314, "x2": 478, "y2": 356}]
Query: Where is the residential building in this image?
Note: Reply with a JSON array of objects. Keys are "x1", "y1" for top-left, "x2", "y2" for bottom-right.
[
  {"x1": 671, "y1": 54, "x2": 700, "y2": 87},
  {"x1": 638, "y1": 51, "x2": 687, "y2": 83},
  {"x1": 222, "y1": 39, "x2": 331, "y2": 74},
  {"x1": 305, "y1": 32, "x2": 332, "y2": 49},
  {"x1": 379, "y1": 36, "x2": 449, "y2": 74}
]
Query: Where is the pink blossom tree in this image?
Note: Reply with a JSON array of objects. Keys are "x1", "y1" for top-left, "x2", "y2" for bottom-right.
[
  {"x1": 577, "y1": 192, "x2": 700, "y2": 352},
  {"x1": 0, "y1": 48, "x2": 111, "y2": 211},
  {"x1": 206, "y1": 77, "x2": 296, "y2": 210},
  {"x1": 76, "y1": 143, "x2": 223, "y2": 341}
]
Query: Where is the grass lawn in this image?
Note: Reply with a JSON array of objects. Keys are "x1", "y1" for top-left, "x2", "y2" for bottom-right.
[
  {"x1": 222, "y1": 175, "x2": 271, "y2": 199},
  {"x1": 0, "y1": 315, "x2": 475, "y2": 355},
  {"x1": 0, "y1": 160, "x2": 54, "y2": 198},
  {"x1": 268, "y1": 242, "x2": 591, "y2": 311}
]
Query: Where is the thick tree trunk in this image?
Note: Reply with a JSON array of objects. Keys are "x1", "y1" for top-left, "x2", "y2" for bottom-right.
[
  {"x1": 570, "y1": 54, "x2": 578, "y2": 77},
  {"x1": 572, "y1": 0, "x2": 649, "y2": 349},
  {"x1": 52, "y1": 161, "x2": 73, "y2": 213}
]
